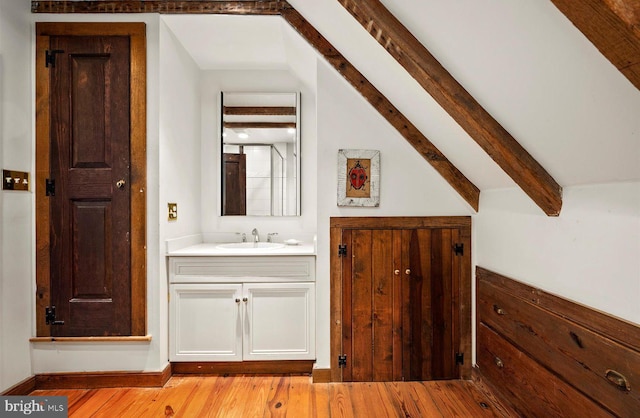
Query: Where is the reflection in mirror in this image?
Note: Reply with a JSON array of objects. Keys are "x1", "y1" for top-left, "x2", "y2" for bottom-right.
[{"x1": 221, "y1": 92, "x2": 300, "y2": 216}]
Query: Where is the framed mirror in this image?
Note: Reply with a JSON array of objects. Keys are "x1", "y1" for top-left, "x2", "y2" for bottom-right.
[{"x1": 221, "y1": 92, "x2": 300, "y2": 216}]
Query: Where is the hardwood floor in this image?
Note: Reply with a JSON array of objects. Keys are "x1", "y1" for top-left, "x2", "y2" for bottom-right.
[{"x1": 31, "y1": 375, "x2": 513, "y2": 417}]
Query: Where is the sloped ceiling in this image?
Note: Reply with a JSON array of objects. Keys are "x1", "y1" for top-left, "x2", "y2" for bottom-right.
[
  {"x1": 366, "y1": 0, "x2": 640, "y2": 187},
  {"x1": 33, "y1": 0, "x2": 640, "y2": 210}
]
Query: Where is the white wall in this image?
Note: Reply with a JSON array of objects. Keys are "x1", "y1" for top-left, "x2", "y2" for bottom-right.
[
  {"x1": 157, "y1": 18, "x2": 203, "y2": 367},
  {"x1": 0, "y1": 0, "x2": 33, "y2": 392},
  {"x1": 476, "y1": 183, "x2": 640, "y2": 325},
  {"x1": 380, "y1": 0, "x2": 640, "y2": 187}
]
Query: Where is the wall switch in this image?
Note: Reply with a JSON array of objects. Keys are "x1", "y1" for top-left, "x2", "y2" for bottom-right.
[
  {"x1": 3, "y1": 169, "x2": 30, "y2": 191},
  {"x1": 168, "y1": 203, "x2": 178, "y2": 220}
]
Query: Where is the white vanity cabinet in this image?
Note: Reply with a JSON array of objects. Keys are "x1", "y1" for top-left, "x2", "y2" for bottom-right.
[{"x1": 168, "y1": 254, "x2": 315, "y2": 363}]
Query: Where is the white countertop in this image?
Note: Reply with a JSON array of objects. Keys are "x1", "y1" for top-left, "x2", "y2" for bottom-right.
[{"x1": 167, "y1": 242, "x2": 316, "y2": 257}]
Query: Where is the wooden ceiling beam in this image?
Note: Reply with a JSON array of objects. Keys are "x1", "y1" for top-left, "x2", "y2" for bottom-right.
[
  {"x1": 338, "y1": 0, "x2": 563, "y2": 216},
  {"x1": 550, "y1": 0, "x2": 640, "y2": 91},
  {"x1": 31, "y1": 1, "x2": 285, "y2": 14},
  {"x1": 32, "y1": 0, "x2": 480, "y2": 211},
  {"x1": 281, "y1": 8, "x2": 480, "y2": 210}
]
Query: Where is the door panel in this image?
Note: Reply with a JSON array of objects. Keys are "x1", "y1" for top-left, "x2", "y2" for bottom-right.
[
  {"x1": 223, "y1": 153, "x2": 246, "y2": 215},
  {"x1": 243, "y1": 283, "x2": 315, "y2": 360},
  {"x1": 170, "y1": 284, "x2": 243, "y2": 362},
  {"x1": 49, "y1": 35, "x2": 131, "y2": 336},
  {"x1": 342, "y1": 227, "x2": 460, "y2": 381},
  {"x1": 350, "y1": 229, "x2": 373, "y2": 381}
]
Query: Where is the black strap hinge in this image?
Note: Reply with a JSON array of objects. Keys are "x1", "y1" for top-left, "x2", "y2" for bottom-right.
[
  {"x1": 338, "y1": 244, "x2": 347, "y2": 257},
  {"x1": 45, "y1": 306, "x2": 64, "y2": 326},
  {"x1": 453, "y1": 243, "x2": 464, "y2": 256},
  {"x1": 338, "y1": 354, "x2": 347, "y2": 368},
  {"x1": 45, "y1": 178, "x2": 55, "y2": 196},
  {"x1": 45, "y1": 49, "x2": 64, "y2": 68},
  {"x1": 455, "y1": 352, "x2": 464, "y2": 365}
]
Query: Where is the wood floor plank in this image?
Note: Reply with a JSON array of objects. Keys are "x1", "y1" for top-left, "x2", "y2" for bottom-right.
[
  {"x1": 265, "y1": 375, "x2": 290, "y2": 417},
  {"x1": 189, "y1": 375, "x2": 237, "y2": 418},
  {"x1": 402, "y1": 382, "x2": 445, "y2": 417},
  {"x1": 210, "y1": 375, "x2": 255, "y2": 418},
  {"x1": 168, "y1": 376, "x2": 217, "y2": 417},
  {"x1": 309, "y1": 382, "x2": 331, "y2": 417},
  {"x1": 234, "y1": 375, "x2": 274, "y2": 418},
  {"x1": 67, "y1": 388, "x2": 123, "y2": 417},
  {"x1": 426, "y1": 380, "x2": 502, "y2": 417},
  {"x1": 29, "y1": 375, "x2": 515, "y2": 417},
  {"x1": 285, "y1": 375, "x2": 311, "y2": 418},
  {"x1": 92, "y1": 388, "x2": 155, "y2": 417},
  {"x1": 329, "y1": 382, "x2": 355, "y2": 417}
]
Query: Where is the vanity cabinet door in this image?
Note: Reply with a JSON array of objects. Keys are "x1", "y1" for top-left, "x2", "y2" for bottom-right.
[
  {"x1": 170, "y1": 283, "x2": 243, "y2": 362},
  {"x1": 243, "y1": 283, "x2": 315, "y2": 361}
]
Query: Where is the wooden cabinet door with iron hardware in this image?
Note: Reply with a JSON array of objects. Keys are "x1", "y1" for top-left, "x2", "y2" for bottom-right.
[{"x1": 331, "y1": 217, "x2": 471, "y2": 382}]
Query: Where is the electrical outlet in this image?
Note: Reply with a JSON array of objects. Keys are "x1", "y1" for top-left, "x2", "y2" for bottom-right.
[
  {"x1": 3, "y1": 169, "x2": 30, "y2": 191},
  {"x1": 168, "y1": 203, "x2": 178, "y2": 220}
]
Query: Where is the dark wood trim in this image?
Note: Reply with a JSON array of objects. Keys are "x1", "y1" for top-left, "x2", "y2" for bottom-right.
[
  {"x1": 329, "y1": 224, "x2": 344, "y2": 383},
  {"x1": 476, "y1": 267, "x2": 640, "y2": 351},
  {"x1": 35, "y1": 31, "x2": 52, "y2": 337},
  {"x1": 311, "y1": 368, "x2": 332, "y2": 383},
  {"x1": 32, "y1": 1, "x2": 287, "y2": 15},
  {"x1": 34, "y1": 364, "x2": 172, "y2": 390},
  {"x1": 551, "y1": 0, "x2": 640, "y2": 91},
  {"x1": 281, "y1": 7, "x2": 480, "y2": 211},
  {"x1": 337, "y1": 0, "x2": 562, "y2": 216},
  {"x1": 330, "y1": 216, "x2": 472, "y2": 382},
  {"x1": 171, "y1": 361, "x2": 314, "y2": 375},
  {"x1": 330, "y1": 216, "x2": 471, "y2": 230},
  {"x1": 34, "y1": 22, "x2": 147, "y2": 336},
  {"x1": 1, "y1": 376, "x2": 37, "y2": 396},
  {"x1": 223, "y1": 122, "x2": 296, "y2": 129},
  {"x1": 30, "y1": 335, "x2": 152, "y2": 343},
  {"x1": 223, "y1": 106, "x2": 296, "y2": 116}
]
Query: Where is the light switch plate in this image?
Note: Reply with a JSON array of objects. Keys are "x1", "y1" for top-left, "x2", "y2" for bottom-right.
[
  {"x1": 168, "y1": 203, "x2": 178, "y2": 220},
  {"x1": 3, "y1": 169, "x2": 30, "y2": 191}
]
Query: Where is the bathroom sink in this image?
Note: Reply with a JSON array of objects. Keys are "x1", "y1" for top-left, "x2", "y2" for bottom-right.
[{"x1": 216, "y1": 242, "x2": 285, "y2": 250}]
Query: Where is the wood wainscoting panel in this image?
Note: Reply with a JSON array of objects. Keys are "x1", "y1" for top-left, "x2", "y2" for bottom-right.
[
  {"x1": 476, "y1": 267, "x2": 640, "y2": 417},
  {"x1": 477, "y1": 323, "x2": 610, "y2": 418}
]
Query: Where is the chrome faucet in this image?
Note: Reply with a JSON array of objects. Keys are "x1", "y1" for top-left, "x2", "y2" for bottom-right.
[{"x1": 252, "y1": 228, "x2": 259, "y2": 243}]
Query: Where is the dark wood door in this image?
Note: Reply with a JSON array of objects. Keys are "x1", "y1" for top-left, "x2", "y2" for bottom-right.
[
  {"x1": 223, "y1": 153, "x2": 246, "y2": 216},
  {"x1": 341, "y1": 227, "x2": 461, "y2": 381},
  {"x1": 49, "y1": 35, "x2": 132, "y2": 336}
]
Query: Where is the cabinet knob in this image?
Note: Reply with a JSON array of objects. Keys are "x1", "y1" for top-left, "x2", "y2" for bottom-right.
[
  {"x1": 405, "y1": 269, "x2": 411, "y2": 275},
  {"x1": 493, "y1": 305, "x2": 506, "y2": 315},
  {"x1": 394, "y1": 269, "x2": 400, "y2": 275},
  {"x1": 242, "y1": 297, "x2": 248, "y2": 303},
  {"x1": 116, "y1": 179, "x2": 126, "y2": 189},
  {"x1": 235, "y1": 298, "x2": 241, "y2": 303}
]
